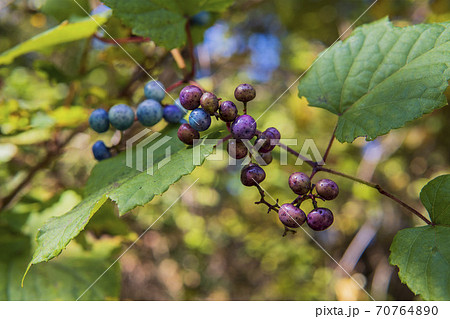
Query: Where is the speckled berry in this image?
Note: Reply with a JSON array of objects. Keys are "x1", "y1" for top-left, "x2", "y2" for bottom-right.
[
  {"x1": 307, "y1": 208, "x2": 334, "y2": 231},
  {"x1": 278, "y1": 204, "x2": 306, "y2": 228},
  {"x1": 234, "y1": 83, "x2": 256, "y2": 103},
  {"x1": 231, "y1": 115, "x2": 257, "y2": 140},
  {"x1": 163, "y1": 104, "x2": 185, "y2": 124},
  {"x1": 227, "y1": 139, "x2": 248, "y2": 159},
  {"x1": 189, "y1": 108, "x2": 211, "y2": 131},
  {"x1": 289, "y1": 172, "x2": 311, "y2": 195},
  {"x1": 177, "y1": 123, "x2": 200, "y2": 145},
  {"x1": 136, "y1": 99, "x2": 163, "y2": 127},
  {"x1": 89, "y1": 108, "x2": 109, "y2": 133},
  {"x1": 219, "y1": 100, "x2": 238, "y2": 122},
  {"x1": 108, "y1": 104, "x2": 135, "y2": 130},
  {"x1": 254, "y1": 132, "x2": 275, "y2": 153},
  {"x1": 144, "y1": 80, "x2": 165, "y2": 102},
  {"x1": 316, "y1": 179, "x2": 339, "y2": 200},
  {"x1": 240, "y1": 163, "x2": 266, "y2": 187},
  {"x1": 92, "y1": 141, "x2": 111, "y2": 161},
  {"x1": 179, "y1": 85, "x2": 203, "y2": 110},
  {"x1": 265, "y1": 127, "x2": 281, "y2": 142},
  {"x1": 200, "y1": 92, "x2": 219, "y2": 115}
]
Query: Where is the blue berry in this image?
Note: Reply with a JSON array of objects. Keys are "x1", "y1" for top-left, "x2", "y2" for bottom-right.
[
  {"x1": 137, "y1": 99, "x2": 163, "y2": 127},
  {"x1": 231, "y1": 115, "x2": 257, "y2": 140},
  {"x1": 144, "y1": 80, "x2": 165, "y2": 102},
  {"x1": 189, "y1": 108, "x2": 211, "y2": 131},
  {"x1": 163, "y1": 104, "x2": 185, "y2": 124},
  {"x1": 108, "y1": 104, "x2": 135, "y2": 131},
  {"x1": 190, "y1": 11, "x2": 211, "y2": 26},
  {"x1": 89, "y1": 108, "x2": 109, "y2": 133},
  {"x1": 179, "y1": 118, "x2": 188, "y2": 124},
  {"x1": 92, "y1": 141, "x2": 111, "y2": 161}
]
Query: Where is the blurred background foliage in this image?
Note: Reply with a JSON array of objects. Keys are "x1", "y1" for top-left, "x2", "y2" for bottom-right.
[{"x1": 0, "y1": 0, "x2": 449, "y2": 300}]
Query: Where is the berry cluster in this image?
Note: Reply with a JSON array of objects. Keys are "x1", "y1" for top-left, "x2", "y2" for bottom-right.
[{"x1": 89, "y1": 80, "x2": 186, "y2": 160}]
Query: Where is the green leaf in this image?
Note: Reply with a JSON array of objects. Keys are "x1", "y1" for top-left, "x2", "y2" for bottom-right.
[
  {"x1": 298, "y1": 18, "x2": 450, "y2": 143},
  {"x1": 390, "y1": 175, "x2": 450, "y2": 300},
  {"x1": 0, "y1": 12, "x2": 110, "y2": 66},
  {"x1": 1, "y1": 238, "x2": 121, "y2": 301},
  {"x1": 389, "y1": 225, "x2": 450, "y2": 301},
  {"x1": 420, "y1": 174, "x2": 450, "y2": 225},
  {"x1": 26, "y1": 128, "x2": 219, "y2": 274},
  {"x1": 103, "y1": 0, "x2": 234, "y2": 49}
]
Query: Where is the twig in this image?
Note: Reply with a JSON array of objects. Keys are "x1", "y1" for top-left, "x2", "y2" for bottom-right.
[
  {"x1": 254, "y1": 184, "x2": 279, "y2": 214},
  {"x1": 323, "y1": 123, "x2": 337, "y2": 163},
  {"x1": 277, "y1": 142, "x2": 317, "y2": 168},
  {"x1": 167, "y1": 80, "x2": 184, "y2": 92},
  {"x1": 316, "y1": 167, "x2": 432, "y2": 225}
]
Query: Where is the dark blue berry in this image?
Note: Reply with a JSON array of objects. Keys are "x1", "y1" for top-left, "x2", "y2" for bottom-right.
[
  {"x1": 163, "y1": 104, "x2": 185, "y2": 124},
  {"x1": 92, "y1": 141, "x2": 111, "y2": 161},
  {"x1": 144, "y1": 80, "x2": 165, "y2": 101},
  {"x1": 180, "y1": 85, "x2": 203, "y2": 110},
  {"x1": 307, "y1": 208, "x2": 334, "y2": 231},
  {"x1": 219, "y1": 101, "x2": 238, "y2": 122},
  {"x1": 89, "y1": 108, "x2": 109, "y2": 133},
  {"x1": 190, "y1": 11, "x2": 211, "y2": 26},
  {"x1": 231, "y1": 114, "x2": 256, "y2": 140},
  {"x1": 137, "y1": 99, "x2": 163, "y2": 127},
  {"x1": 108, "y1": 104, "x2": 135, "y2": 131},
  {"x1": 189, "y1": 108, "x2": 211, "y2": 131}
]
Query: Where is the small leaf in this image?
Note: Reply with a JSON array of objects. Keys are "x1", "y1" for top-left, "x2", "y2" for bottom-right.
[
  {"x1": 26, "y1": 128, "x2": 219, "y2": 274},
  {"x1": 420, "y1": 174, "x2": 450, "y2": 225},
  {"x1": 390, "y1": 225, "x2": 450, "y2": 301},
  {"x1": 0, "y1": 12, "x2": 110, "y2": 65},
  {"x1": 103, "y1": 0, "x2": 234, "y2": 49},
  {"x1": 298, "y1": 18, "x2": 450, "y2": 143}
]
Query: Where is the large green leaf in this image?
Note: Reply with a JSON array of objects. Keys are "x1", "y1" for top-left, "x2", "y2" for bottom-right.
[
  {"x1": 390, "y1": 174, "x2": 450, "y2": 300},
  {"x1": 298, "y1": 18, "x2": 450, "y2": 143},
  {"x1": 103, "y1": 0, "x2": 234, "y2": 49},
  {"x1": 0, "y1": 12, "x2": 110, "y2": 66},
  {"x1": 26, "y1": 128, "x2": 219, "y2": 275}
]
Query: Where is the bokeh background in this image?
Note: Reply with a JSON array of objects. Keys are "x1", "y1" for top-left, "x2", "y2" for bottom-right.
[{"x1": 0, "y1": 0, "x2": 449, "y2": 300}]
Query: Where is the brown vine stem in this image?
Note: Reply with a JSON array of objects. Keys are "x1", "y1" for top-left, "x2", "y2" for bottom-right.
[
  {"x1": 254, "y1": 184, "x2": 280, "y2": 214},
  {"x1": 277, "y1": 142, "x2": 317, "y2": 168},
  {"x1": 322, "y1": 123, "x2": 337, "y2": 163},
  {"x1": 316, "y1": 167, "x2": 432, "y2": 225}
]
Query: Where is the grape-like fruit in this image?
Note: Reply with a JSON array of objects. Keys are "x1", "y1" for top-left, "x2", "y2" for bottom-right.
[
  {"x1": 163, "y1": 104, "x2": 185, "y2": 124},
  {"x1": 108, "y1": 104, "x2": 135, "y2": 130},
  {"x1": 92, "y1": 141, "x2": 111, "y2": 161},
  {"x1": 180, "y1": 85, "x2": 203, "y2": 110},
  {"x1": 136, "y1": 99, "x2": 163, "y2": 127},
  {"x1": 231, "y1": 115, "x2": 257, "y2": 140},
  {"x1": 240, "y1": 163, "x2": 266, "y2": 186},
  {"x1": 177, "y1": 123, "x2": 200, "y2": 145},
  {"x1": 227, "y1": 140, "x2": 248, "y2": 159},
  {"x1": 306, "y1": 208, "x2": 334, "y2": 231},
  {"x1": 200, "y1": 92, "x2": 219, "y2": 115},
  {"x1": 189, "y1": 108, "x2": 212, "y2": 131},
  {"x1": 265, "y1": 127, "x2": 281, "y2": 142},
  {"x1": 144, "y1": 80, "x2": 165, "y2": 102},
  {"x1": 190, "y1": 11, "x2": 211, "y2": 26},
  {"x1": 219, "y1": 100, "x2": 238, "y2": 122},
  {"x1": 315, "y1": 179, "x2": 339, "y2": 200},
  {"x1": 234, "y1": 83, "x2": 256, "y2": 102},
  {"x1": 288, "y1": 172, "x2": 311, "y2": 195},
  {"x1": 259, "y1": 152, "x2": 272, "y2": 166},
  {"x1": 254, "y1": 132, "x2": 275, "y2": 153},
  {"x1": 89, "y1": 108, "x2": 109, "y2": 133},
  {"x1": 278, "y1": 204, "x2": 306, "y2": 228}
]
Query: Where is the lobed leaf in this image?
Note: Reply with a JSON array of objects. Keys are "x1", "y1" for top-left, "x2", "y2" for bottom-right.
[
  {"x1": 103, "y1": 0, "x2": 234, "y2": 49},
  {"x1": 298, "y1": 18, "x2": 450, "y2": 143}
]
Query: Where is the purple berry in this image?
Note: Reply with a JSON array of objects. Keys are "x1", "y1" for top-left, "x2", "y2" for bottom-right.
[
  {"x1": 234, "y1": 83, "x2": 256, "y2": 103},
  {"x1": 278, "y1": 204, "x2": 306, "y2": 228},
  {"x1": 163, "y1": 104, "x2": 185, "y2": 124},
  {"x1": 231, "y1": 115, "x2": 257, "y2": 140},
  {"x1": 289, "y1": 172, "x2": 311, "y2": 195},
  {"x1": 179, "y1": 85, "x2": 203, "y2": 110},
  {"x1": 200, "y1": 92, "x2": 219, "y2": 115},
  {"x1": 306, "y1": 208, "x2": 334, "y2": 231},
  {"x1": 219, "y1": 101, "x2": 238, "y2": 122},
  {"x1": 265, "y1": 127, "x2": 281, "y2": 142},
  {"x1": 254, "y1": 132, "x2": 275, "y2": 153},
  {"x1": 316, "y1": 179, "x2": 339, "y2": 200},
  {"x1": 240, "y1": 163, "x2": 265, "y2": 187},
  {"x1": 177, "y1": 123, "x2": 200, "y2": 145},
  {"x1": 259, "y1": 151, "x2": 272, "y2": 166},
  {"x1": 227, "y1": 139, "x2": 248, "y2": 159}
]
